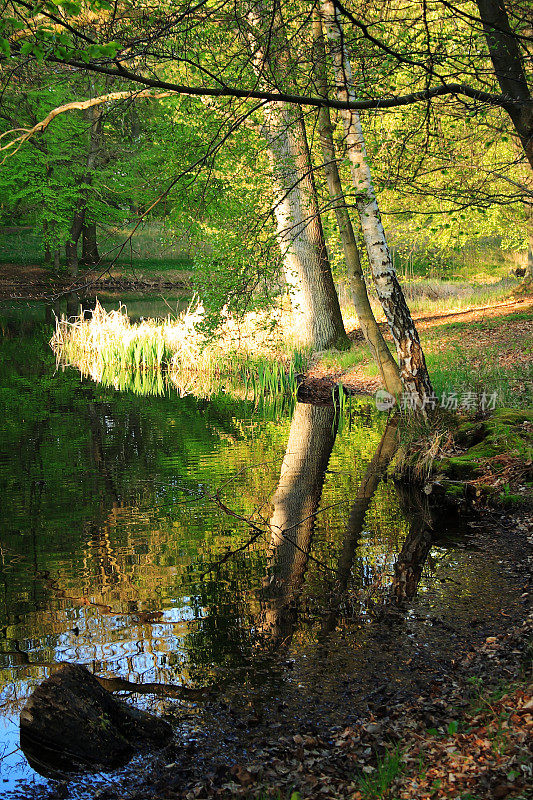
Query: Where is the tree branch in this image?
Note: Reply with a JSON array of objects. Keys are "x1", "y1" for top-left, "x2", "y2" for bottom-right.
[
  {"x1": 0, "y1": 88, "x2": 173, "y2": 159},
  {"x1": 38, "y1": 54, "x2": 515, "y2": 112}
]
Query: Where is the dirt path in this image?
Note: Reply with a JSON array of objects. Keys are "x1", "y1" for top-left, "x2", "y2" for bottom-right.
[{"x1": 413, "y1": 297, "x2": 532, "y2": 330}]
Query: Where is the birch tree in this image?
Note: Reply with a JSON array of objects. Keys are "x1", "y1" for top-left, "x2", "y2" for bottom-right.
[
  {"x1": 311, "y1": 10, "x2": 401, "y2": 395},
  {"x1": 320, "y1": 0, "x2": 433, "y2": 404}
]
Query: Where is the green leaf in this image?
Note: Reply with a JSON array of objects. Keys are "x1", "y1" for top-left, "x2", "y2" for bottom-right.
[{"x1": 447, "y1": 720, "x2": 459, "y2": 735}]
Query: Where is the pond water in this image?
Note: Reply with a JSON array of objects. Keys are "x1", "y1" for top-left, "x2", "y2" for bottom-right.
[{"x1": 0, "y1": 304, "x2": 520, "y2": 797}]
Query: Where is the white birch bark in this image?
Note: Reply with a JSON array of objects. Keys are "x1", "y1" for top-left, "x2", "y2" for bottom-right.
[
  {"x1": 320, "y1": 0, "x2": 433, "y2": 403},
  {"x1": 312, "y1": 11, "x2": 401, "y2": 395}
]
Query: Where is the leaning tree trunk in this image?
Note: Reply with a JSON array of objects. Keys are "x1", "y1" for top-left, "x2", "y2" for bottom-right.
[
  {"x1": 312, "y1": 11, "x2": 401, "y2": 395},
  {"x1": 246, "y1": 3, "x2": 349, "y2": 351},
  {"x1": 320, "y1": 1, "x2": 433, "y2": 405}
]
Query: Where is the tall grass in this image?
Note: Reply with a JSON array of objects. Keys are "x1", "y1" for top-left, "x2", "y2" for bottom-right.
[
  {"x1": 51, "y1": 301, "x2": 308, "y2": 400},
  {"x1": 404, "y1": 278, "x2": 517, "y2": 317}
]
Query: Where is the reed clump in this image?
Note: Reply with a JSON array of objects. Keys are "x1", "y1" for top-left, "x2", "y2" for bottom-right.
[{"x1": 51, "y1": 301, "x2": 307, "y2": 399}]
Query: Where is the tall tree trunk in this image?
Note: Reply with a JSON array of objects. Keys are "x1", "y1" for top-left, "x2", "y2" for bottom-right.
[
  {"x1": 81, "y1": 222, "x2": 100, "y2": 266},
  {"x1": 312, "y1": 12, "x2": 401, "y2": 395},
  {"x1": 129, "y1": 105, "x2": 141, "y2": 217},
  {"x1": 476, "y1": 0, "x2": 533, "y2": 171},
  {"x1": 66, "y1": 106, "x2": 102, "y2": 277},
  {"x1": 42, "y1": 165, "x2": 55, "y2": 268},
  {"x1": 526, "y1": 220, "x2": 533, "y2": 285},
  {"x1": 65, "y1": 206, "x2": 85, "y2": 276},
  {"x1": 320, "y1": 1, "x2": 433, "y2": 405},
  {"x1": 247, "y1": 3, "x2": 350, "y2": 351},
  {"x1": 259, "y1": 403, "x2": 338, "y2": 650},
  {"x1": 262, "y1": 102, "x2": 350, "y2": 349}
]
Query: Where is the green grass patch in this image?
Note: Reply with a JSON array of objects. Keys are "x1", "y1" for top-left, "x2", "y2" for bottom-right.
[
  {"x1": 0, "y1": 229, "x2": 44, "y2": 265},
  {"x1": 0, "y1": 223, "x2": 193, "y2": 271},
  {"x1": 424, "y1": 344, "x2": 533, "y2": 409},
  {"x1": 422, "y1": 305, "x2": 533, "y2": 411},
  {"x1": 356, "y1": 746, "x2": 402, "y2": 800},
  {"x1": 391, "y1": 242, "x2": 512, "y2": 283},
  {"x1": 321, "y1": 343, "x2": 381, "y2": 376}
]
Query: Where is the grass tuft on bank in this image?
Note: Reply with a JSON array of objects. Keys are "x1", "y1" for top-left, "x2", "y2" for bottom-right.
[{"x1": 51, "y1": 301, "x2": 308, "y2": 399}]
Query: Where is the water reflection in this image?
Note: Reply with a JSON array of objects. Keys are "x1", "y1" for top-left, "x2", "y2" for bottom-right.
[
  {"x1": 0, "y1": 311, "x2": 513, "y2": 793},
  {"x1": 258, "y1": 404, "x2": 338, "y2": 651},
  {"x1": 393, "y1": 498, "x2": 435, "y2": 602},
  {"x1": 320, "y1": 416, "x2": 399, "y2": 637}
]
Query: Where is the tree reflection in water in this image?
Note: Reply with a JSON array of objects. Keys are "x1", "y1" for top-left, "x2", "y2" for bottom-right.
[{"x1": 258, "y1": 403, "x2": 338, "y2": 651}]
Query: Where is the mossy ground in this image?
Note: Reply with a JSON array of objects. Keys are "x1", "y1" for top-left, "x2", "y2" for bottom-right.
[
  {"x1": 395, "y1": 408, "x2": 533, "y2": 508},
  {"x1": 439, "y1": 410, "x2": 531, "y2": 476}
]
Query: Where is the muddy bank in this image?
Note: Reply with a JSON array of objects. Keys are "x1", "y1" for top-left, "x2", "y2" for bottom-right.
[
  {"x1": 11, "y1": 507, "x2": 531, "y2": 800},
  {"x1": 0, "y1": 263, "x2": 190, "y2": 300}
]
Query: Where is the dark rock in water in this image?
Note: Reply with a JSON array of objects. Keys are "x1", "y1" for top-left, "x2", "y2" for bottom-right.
[{"x1": 20, "y1": 663, "x2": 172, "y2": 778}]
